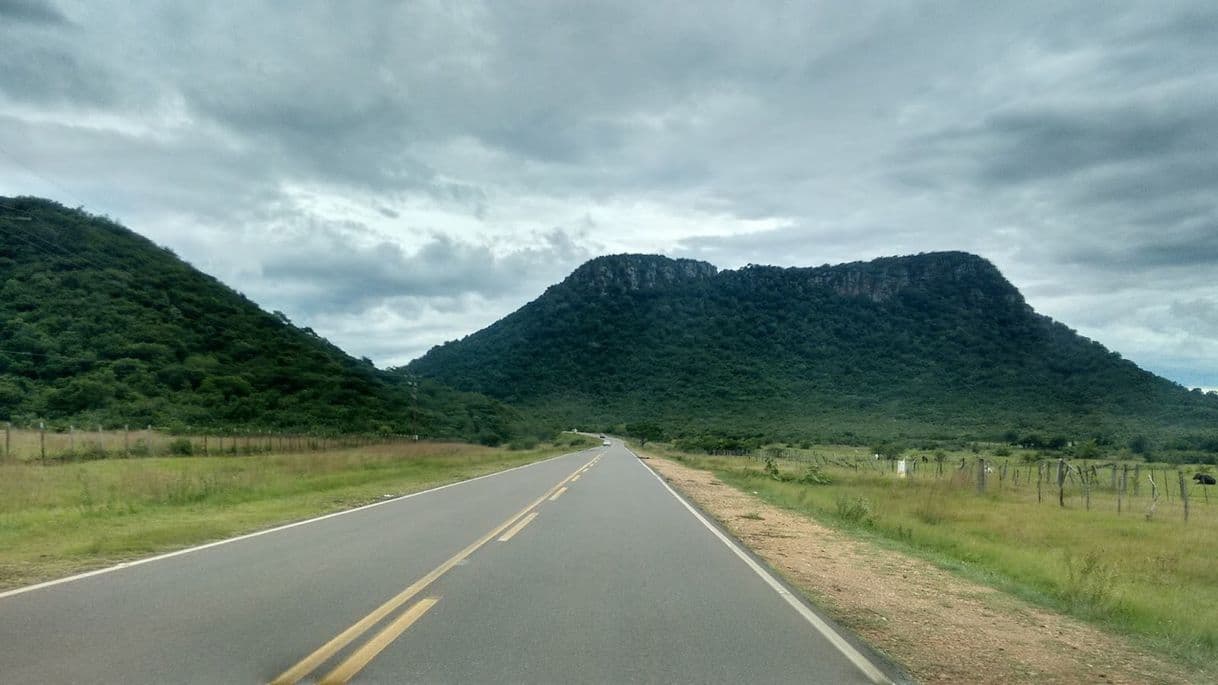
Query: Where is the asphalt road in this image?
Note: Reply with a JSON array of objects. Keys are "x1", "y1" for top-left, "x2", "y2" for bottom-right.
[{"x1": 0, "y1": 441, "x2": 897, "y2": 684}]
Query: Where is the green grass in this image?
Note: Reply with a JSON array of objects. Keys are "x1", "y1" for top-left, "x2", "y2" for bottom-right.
[
  {"x1": 0, "y1": 436, "x2": 594, "y2": 590},
  {"x1": 656, "y1": 446, "x2": 1218, "y2": 673}
]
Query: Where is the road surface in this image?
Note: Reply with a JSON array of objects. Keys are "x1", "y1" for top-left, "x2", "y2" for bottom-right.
[{"x1": 0, "y1": 441, "x2": 898, "y2": 683}]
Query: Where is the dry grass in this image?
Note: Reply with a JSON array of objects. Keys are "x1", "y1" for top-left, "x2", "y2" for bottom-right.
[{"x1": 0, "y1": 438, "x2": 590, "y2": 590}]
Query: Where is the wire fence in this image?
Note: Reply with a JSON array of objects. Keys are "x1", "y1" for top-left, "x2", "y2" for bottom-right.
[
  {"x1": 1, "y1": 421, "x2": 419, "y2": 463},
  {"x1": 721, "y1": 447, "x2": 1215, "y2": 523}
]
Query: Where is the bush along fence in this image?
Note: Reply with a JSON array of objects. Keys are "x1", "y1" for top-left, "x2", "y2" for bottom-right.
[
  {"x1": 0, "y1": 421, "x2": 422, "y2": 464},
  {"x1": 725, "y1": 446, "x2": 1213, "y2": 524}
]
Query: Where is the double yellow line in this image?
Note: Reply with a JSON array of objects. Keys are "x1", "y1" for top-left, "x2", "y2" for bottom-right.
[{"x1": 270, "y1": 453, "x2": 599, "y2": 685}]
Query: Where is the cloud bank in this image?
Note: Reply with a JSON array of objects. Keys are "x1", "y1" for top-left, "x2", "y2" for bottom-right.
[{"x1": 1, "y1": 1, "x2": 1215, "y2": 384}]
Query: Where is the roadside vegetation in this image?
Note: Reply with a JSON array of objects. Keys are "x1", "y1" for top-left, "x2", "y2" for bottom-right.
[
  {"x1": 647, "y1": 442, "x2": 1218, "y2": 672},
  {"x1": 0, "y1": 433, "x2": 595, "y2": 591}
]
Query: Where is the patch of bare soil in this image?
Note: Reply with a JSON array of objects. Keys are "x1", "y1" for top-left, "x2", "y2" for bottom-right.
[{"x1": 645, "y1": 455, "x2": 1202, "y2": 685}]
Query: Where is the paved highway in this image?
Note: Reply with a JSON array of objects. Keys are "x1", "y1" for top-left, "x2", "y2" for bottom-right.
[{"x1": 0, "y1": 441, "x2": 897, "y2": 683}]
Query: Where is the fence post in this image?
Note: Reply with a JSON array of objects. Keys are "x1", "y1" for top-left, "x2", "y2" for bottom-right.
[
  {"x1": 40, "y1": 421, "x2": 46, "y2": 464},
  {"x1": 977, "y1": 458, "x2": 986, "y2": 494},
  {"x1": 1037, "y1": 462, "x2": 1043, "y2": 503},
  {"x1": 124, "y1": 424, "x2": 130, "y2": 457},
  {"x1": 1179, "y1": 472, "x2": 1189, "y2": 523},
  {"x1": 1117, "y1": 468, "x2": 1123, "y2": 514},
  {"x1": 1057, "y1": 459, "x2": 1066, "y2": 507},
  {"x1": 69, "y1": 424, "x2": 75, "y2": 455},
  {"x1": 1119, "y1": 465, "x2": 1129, "y2": 514},
  {"x1": 1081, "y1": 464, "x2": 1090, "y2": 511},
  {"x1": 3, "y1": 421, "x2": 9, "y2": 461},
  {"x1": 1133, "y1": 464, "x2": 1140, "y2": 497}
]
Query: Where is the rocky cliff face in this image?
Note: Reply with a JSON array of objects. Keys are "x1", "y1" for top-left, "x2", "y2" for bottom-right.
[
  {"x1": 797, "y1": 251, "x2": 1028, "y2": 307},
  {"x1": 561, "y1": 254, "x2": 718, "y2": 295},
  {"x1": 563, "y1": 251, "x2": 1024, "y2": 309}
]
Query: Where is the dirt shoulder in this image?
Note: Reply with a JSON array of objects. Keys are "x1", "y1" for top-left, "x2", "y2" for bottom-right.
[{"x1": 643, "y1": 453, "x2": 1200, "y2": 685}]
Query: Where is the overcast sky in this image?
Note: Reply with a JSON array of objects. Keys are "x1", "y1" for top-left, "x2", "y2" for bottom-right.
[{"x1": 2, "y1": 1, "x2": 1216, "y2": 388}]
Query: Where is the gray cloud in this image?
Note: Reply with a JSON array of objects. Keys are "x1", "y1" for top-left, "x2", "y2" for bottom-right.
[
  {"x1": 256, "y1": 221, "x2": 589, "y2": 315},
  {"x1": 0, "y1": 0, "x2": 67, "y2": 24}
]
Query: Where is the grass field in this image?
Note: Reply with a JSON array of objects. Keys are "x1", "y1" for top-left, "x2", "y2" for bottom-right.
[
  {"x1": 0, "y1": 435, "x2": 594, "y2": 590},
  {"x1": 653, "y1": 444, "x2": 1218, "y2": 670}
]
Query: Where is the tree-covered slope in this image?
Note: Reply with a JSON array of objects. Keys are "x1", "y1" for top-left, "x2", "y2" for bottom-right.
[
  {"x1": 407, "y1": 252, "x2": 1218, "y2": 443},
  {"x1": 0, "y1": 197, "x2": 519, "y2": 440}
]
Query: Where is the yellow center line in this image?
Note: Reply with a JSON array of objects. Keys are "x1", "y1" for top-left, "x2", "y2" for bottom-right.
[
  {"x1": 497, "y1": 512, "x2": 538, "y2": 542},
  {"x1": 548, "y1": 486, "x2": 568, "y2": 502},
  {"x1": 269, "y1": 457, "x2": 591, "y2": 685},
  {"x1": 318, "y1": 597, "x2": 440, "y2": 685}
]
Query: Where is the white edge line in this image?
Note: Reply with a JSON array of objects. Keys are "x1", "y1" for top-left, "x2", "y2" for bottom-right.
[
  {"x1": 626, "y1": 446, "x2": 892, "y2": 685},
  {"x1": 0, "y1": 447, "x2": 597, "y2": 601}
]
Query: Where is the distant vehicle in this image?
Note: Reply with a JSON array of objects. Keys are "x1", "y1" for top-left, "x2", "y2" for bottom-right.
[{"x1": 602, "y1": 439, "x2": 611, "y2": 446}]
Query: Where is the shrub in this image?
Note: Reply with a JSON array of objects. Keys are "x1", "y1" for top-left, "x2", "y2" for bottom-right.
[
  {"x1": 763, "y1": 456, "x2": 780, "y2": 480},
  {"x1": 798, "y1": 464, "x2": 831, "y2": 485},
  {"x1": 1062, "y1": 550, "x2": 1118, "y2": 614},
  {"x1": 167, "y1": 438, "x2": 194, "y2": 456},
  {"x1": 835, "y1": 495, "x2": 874, "y2": 526}
]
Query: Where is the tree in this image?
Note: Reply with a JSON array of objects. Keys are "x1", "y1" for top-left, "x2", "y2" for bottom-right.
[
  {"x1": 626, "y1": 421, "x2": 665, "y2": 446},
  {"x1": 871, "y1": 441, "x2": 904, "y2": 460},
  {"x1": 1129, "y1": 434, "x2": 1152, "y2": 457}
]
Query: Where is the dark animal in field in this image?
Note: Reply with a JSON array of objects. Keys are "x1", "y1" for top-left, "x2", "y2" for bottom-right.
[{"x1": 1194, "y1": 473, "x2": 1217, "y2": 486}]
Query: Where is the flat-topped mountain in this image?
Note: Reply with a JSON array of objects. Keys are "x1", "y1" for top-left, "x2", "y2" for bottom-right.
[
  {"x1": 407, "y1": 252, "x2": 1218, "y2": 443},
  {"x1": 0, "y1": 197, "x2": 520, "y2": 440}
]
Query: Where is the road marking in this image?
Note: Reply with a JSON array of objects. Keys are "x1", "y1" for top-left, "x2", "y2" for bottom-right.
[
  {"x1": 571, "y1": 474, "x2": 581, "y2": 482},
  {"x1": 627, "y1": 447, "x2": 892, "y2": 685},
  {"x1": 497, "y1": 512, "x2": 538, "y2": 542},
  {"x1": 548, "y1": 486, "x2": 568, "y2": 502},
  {"x1": 317, "y1": 597, "x2": 440, "y2": 685},
  {"x1": 271, "y1": 457, "x2": 591, "y2": 684},
  {"x1": 0, "y1": 448, "x2": 597, "y2": 602}
]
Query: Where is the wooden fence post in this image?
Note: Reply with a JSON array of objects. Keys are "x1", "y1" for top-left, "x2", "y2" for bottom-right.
[
  {"x1": 1057, "y1": 459, "x2": 1066, "y2": 507},
  {"x1": 1133, "y1": 464, "x2": 1140, "y2": 497},
  {"x1": 977, "y1": 458, "x2": 987, "y2": 494},
  {"x1": 4, "y1": 421, "x2": 9, "y2": 461},
  {"x1": 124, "y1": 424, "x2": 130, "y2": 457},
  {"x1": 69, "y1": 424, "x2": 75, "y2": 455},
  {"x1": 1117, "y1": 468, "x2": 1123, "y2": 514},
  {"x1": 1118, "y1": 465, "x2": 1129, "y2": 514},
  {"x1": 1037, "y1": 462, "x2": 1043, "y2": 503},
  {"x1": 40, "y1": 421, "x2": 46, "y2": 464},
  {"x1": 1178, "y1": 471, "x2": 1189, "y2": 522},
  {"x1": 1080, "y1": 464, "x2": 1090, "y2": 511}
]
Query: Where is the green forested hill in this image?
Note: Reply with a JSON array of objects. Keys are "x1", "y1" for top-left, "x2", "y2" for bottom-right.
[
  {"x1": 407, "y1": 252, "x2": 1218, "y2": 446},
  {"x1": 0, "y1": 197, "x2": 520, "y2": 440}
]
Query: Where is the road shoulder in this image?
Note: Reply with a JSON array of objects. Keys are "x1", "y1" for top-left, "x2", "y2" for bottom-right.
[{"x1": 642, "y1": 453, "x2": 1200, "y2": 685}]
